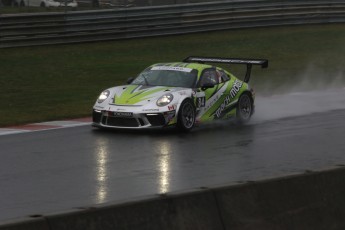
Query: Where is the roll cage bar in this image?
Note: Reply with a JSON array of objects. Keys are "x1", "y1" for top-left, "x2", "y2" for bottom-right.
[{"x1": 183, "y1": 56, "x2": 268, "y2": 83}]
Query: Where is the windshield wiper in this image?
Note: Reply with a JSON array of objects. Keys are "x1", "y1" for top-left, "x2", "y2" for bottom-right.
[{"x1": 142, "y1": 75, "x2": 150, "y2": 86}]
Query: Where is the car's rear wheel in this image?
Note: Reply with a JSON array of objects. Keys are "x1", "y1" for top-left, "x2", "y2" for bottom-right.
[
  {"x1": 177, "y1": 99, "x2": 195, "y2": 132},
  {"x1": 236, "y1": 93, "x2": 253, "y2": 124}
]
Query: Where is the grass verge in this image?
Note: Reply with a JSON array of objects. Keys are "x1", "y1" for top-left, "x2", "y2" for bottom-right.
[{"x1": 1, "y1": 23, "x2": 345, "y2": 126}]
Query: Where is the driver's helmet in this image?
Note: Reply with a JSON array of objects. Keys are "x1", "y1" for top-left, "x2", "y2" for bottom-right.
[{"x1": 201, "y1": 72, "x2": 216, "y2": 85}]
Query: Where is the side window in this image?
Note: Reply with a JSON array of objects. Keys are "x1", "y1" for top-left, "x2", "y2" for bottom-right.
[
  {"x1": 199, "y1": 69, "x2": 219, "y2": 86},
  {"x1": 217, "y1": 70, "x2": 230, "y2": 83}
]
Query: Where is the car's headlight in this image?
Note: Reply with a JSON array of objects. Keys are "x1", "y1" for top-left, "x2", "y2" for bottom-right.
[
  {"x1": 97, "y1": 90, "x2": 110, "y2": 103},
  {"x1": 156, "y1": 93, "x2": 174, "y2": 107}
]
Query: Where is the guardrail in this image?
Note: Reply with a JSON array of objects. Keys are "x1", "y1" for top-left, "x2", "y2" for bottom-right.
[{"x1": 1, "y1": 0, "x2": 345, "y2": 48}]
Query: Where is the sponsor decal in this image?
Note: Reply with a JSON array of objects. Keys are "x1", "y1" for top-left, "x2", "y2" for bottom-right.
[
  {"x1": 143, "y1": 109, "x2": 159, "y2": 112},
  {"x1": 230, "y1": 79, "x2": 243, "y2": 98},
  {"x1": 151, "y1": 66, "x2": 193, "y2": 73},
  {"x1": 205, "y1": 94, "x2": 220, "y2": 111},
  {"x1": 168, "y1": 105, "x2": 176, "y2": 111},
  {"x1": 215, "y1": 79, "x2": 243, "y2": 118},
  {"x1": 104, "y1": 111, "x2": 133, "y2": 117},
  {"x1": 196, "y1": 97, "x2": 206, "y2": 108}
]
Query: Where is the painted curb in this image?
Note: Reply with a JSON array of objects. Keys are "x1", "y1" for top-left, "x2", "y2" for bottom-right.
[{"x1": 0, "y1": 118, "x2": 92, "y2": 136}]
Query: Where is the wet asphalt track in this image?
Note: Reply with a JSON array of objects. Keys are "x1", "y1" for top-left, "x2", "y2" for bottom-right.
[{"x1": 1, "y1": 90, "x2": 345, "y2": 222}]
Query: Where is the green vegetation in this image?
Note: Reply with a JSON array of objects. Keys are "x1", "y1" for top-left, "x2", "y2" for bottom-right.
[{"x1": 1, "y1": 24, "x2": 345, "y2": 126}]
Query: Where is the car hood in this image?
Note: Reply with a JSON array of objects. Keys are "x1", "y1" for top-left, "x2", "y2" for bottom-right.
[{"x1": 110, "y1": 85, "x2": 187, "y2": 106}]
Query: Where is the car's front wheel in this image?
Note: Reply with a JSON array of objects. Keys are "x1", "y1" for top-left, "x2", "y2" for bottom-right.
[
  {"x1": 236, "y1": 93, "x2": 253, "y2": 124},
  {"x1": 177, "y1": 99, "x2": 196, "y2": 132}
]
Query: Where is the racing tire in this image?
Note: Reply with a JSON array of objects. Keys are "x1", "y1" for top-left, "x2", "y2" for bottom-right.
[
  {"x1": 236, "y1": 93, "x2": 253, "y2": 124},
  {"x1": 177, "y1": 99, "x2": 196, "y2": 132}
]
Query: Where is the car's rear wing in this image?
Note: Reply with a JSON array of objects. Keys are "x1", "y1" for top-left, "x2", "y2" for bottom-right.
[{"x1": 183, "y1": 56, "x2": 268, "y2": 83}]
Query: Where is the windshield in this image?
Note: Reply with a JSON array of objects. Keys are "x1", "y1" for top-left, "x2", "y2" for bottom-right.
[{"x1": 131, "y1": 66, "x2": 198, "y2": 88}]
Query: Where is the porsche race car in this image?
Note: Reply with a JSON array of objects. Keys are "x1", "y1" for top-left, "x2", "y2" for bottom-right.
[{"x1": 92, "y1": 56, "x2": 268, "y2": 131}]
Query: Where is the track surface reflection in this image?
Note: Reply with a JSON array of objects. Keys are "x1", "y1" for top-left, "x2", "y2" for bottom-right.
[{"x1": 0, "y1": 89, "x2": 345, "y2": 222}]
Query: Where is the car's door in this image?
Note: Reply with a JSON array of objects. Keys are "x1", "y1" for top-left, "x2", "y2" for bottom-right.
[{"x1": 195, "y1": 68, "x2": 231, "y2": 121}]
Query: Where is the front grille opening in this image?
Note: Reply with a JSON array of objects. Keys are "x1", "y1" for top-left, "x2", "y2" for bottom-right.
[
  {"x1": 138, "y1": 118, "x2": 145, "y2": 126},
  {"x1": 93, "y1": 111, "x2": 102, "y2": 123},
  {"x1": 146, "y1": 114, "x2": 166, "y2": 126},
  {"x1": 103, "y1": 117, "x2": 139, "y2": 127}
]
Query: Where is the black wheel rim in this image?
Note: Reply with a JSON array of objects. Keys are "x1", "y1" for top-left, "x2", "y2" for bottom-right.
[
  {"x1": 181, "y1": 102, "x2": 195, "y2": 129},
  {"x1": 239, "y1": 95, "x2": 252, "y2": 120}
]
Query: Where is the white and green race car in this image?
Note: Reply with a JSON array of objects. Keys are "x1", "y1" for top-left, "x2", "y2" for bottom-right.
[{"x1": 92, "y1": 56, "x2": 268, "y2": 131}]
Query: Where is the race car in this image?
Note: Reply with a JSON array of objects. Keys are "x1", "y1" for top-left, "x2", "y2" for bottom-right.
[{"x1": 92, "y1": 56, "x2": 268, "y2": 131}]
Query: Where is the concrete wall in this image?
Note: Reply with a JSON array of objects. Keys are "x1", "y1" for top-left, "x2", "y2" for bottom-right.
[
  {"x1": 0, "y1": 217, "x2": 49, "y2": 230},
  {"x1": 216, "y1": 168, "x2": 345, "y2": 230},
  {"x1": 46, "y1": 191, "x2": 223, "y2": 230},
  {"x1": 1, "y1": 167, "x2": 345, "y2": 230}
]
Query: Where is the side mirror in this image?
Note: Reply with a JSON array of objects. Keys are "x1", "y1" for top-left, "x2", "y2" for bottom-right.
[
  {"x1": 201, "y1": 82, "x2": 215, "y2": 91},
  {"x1": 127, "y1": 77, "x2": 135, "y2": 84}
]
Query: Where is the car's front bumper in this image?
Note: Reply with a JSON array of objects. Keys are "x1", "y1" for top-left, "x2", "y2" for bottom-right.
[{"x1": 92, "y1": 109, "x2": 176, "y2": 129}]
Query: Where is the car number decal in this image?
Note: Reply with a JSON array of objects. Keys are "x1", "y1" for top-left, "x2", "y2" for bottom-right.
[{"x1": 196, "y1": 97, "x2": 206, "y2": 108}]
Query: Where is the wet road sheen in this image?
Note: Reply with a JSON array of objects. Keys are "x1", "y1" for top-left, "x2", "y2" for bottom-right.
[{"x1": 1, "y1": 109, "x2": 345, "y2": 221}]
